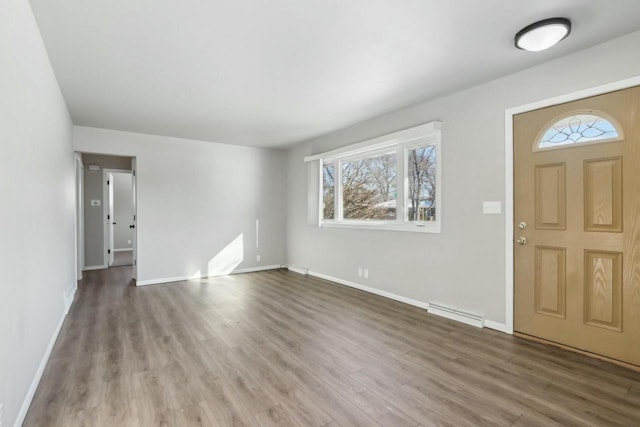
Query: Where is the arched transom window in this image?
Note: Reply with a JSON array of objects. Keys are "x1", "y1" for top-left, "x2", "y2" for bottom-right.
[{"x1": 535, "y1": 110, "x2": 623, "y2": 151}]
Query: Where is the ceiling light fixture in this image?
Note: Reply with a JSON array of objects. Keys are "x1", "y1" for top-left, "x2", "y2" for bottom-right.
[{"x1": 515, "y1": 18, "x2": 571, "y2": 52}]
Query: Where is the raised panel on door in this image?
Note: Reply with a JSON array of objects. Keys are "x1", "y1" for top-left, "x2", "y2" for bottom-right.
[
  {"x1": 534, "y1": 246, "x2": 566, "y2": 318},
  {"x1": 584, "y1": 250, "x2": 622, "y2": 332},
  {"x1": 535, "y1": 163, "x2": 566, "y2": 230},
  {"x1": 584, "y1": 157, "x2": 622, "y2": 232}
]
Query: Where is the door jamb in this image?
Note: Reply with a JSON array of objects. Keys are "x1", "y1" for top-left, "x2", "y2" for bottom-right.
[
  {"x1": 504, "y1": 75, "x2": 640, "y2": 335},
  {"x1": 75, "y1": 154, "x2": 84, "y2": 280},
  {"x1": 102, "y1": 168, "x2": 132, "y2": 268}
]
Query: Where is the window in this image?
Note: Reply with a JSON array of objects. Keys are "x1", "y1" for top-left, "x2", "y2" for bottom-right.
[
  {"x1": 407, "y1": 145, "x2": 436, "y2": 222},
  {"x1": 307, "y1": 122, "x2": 441, "y2": 233},
  {"x1": 536, "y1": 111, "x2": 623, "y2": 150},
  {"x1": 322, "y1": 164, "x2": 335, "y2": 220}
]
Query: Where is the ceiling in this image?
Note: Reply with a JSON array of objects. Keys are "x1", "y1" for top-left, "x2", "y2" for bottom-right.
[{"x1": 30, "y1": 0, "x2": 640, "y2": 148}]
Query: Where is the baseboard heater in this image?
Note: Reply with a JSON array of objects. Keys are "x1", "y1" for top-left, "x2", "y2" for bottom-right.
[{"x1": 427, "y1": 302, "x2": 485, "y2": 328}]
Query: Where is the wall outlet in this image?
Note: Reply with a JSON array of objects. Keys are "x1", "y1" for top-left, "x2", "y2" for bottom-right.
[
  {"x1": 358, "y1": 268, "x2": 363, "y2": 277},
  {"x1": 127, "y1": 239, "x2": 131, "y2": 245},
  {"x1": 256, "y1": 255, "x2": 261, "y2": 262},
  {"x1": 364, "y1": 269, "x2": 369, "y2": 279}
]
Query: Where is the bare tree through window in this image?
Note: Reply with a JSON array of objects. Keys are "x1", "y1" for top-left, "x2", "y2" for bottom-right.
[
  {"x1": 408, "y1": 146, "x2": 436, "y2": 221},
  {"x1": 322, "y1": 164, "x2": 335, "y2": 219},
  {"x1": 342, "y1": 153, "x2": 396, "y2": 220}
]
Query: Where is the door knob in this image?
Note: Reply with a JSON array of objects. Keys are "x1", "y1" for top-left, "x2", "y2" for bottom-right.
[
  {"x1": 518, "y1": 222, "x2": 527, "y2": 229},
  {"x1": 516, "y1": 237, "x2": 528, "y2": 245}
]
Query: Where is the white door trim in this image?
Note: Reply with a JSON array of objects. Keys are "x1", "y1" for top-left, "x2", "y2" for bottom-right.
[
  {"x1": 504, "y1": 75, "x2": 640, "y2": 335},
  {"x1": 102, "y1": 168, "x2": 132, "y2": 268},
  {"x1": 74, "y1": 153, "x2": 84, "y2": 280},
  {"x1": 131, "y1": 158, "x2": 138, "y2": 281}
]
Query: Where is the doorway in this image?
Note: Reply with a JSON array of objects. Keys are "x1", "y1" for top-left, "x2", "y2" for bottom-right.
[
  {"x1": 512, "y1": 86, "x2": 640, "y2": 367},
  {"x1": 79, "y1": 153, "x2": 137, "y2": 280}
]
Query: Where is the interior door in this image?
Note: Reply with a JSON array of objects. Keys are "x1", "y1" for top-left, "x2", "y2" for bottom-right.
[
  {"x1": 131, "y1": 158, "x2": 137, "y2": 280},
  {"x1": 108, "y1": 172, "x2": 115, "y2": 266},
  {"x1": 514, "y1": 86, "x2": 640, "y2": 367}
]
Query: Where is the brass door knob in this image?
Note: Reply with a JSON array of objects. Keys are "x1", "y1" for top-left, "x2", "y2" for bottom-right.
[{"x1": 516, "y1": 237, "x2": 528, "y2": 245}]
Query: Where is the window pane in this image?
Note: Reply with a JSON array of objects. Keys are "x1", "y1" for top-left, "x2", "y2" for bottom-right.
[
  {"x1": 342, "y1": 153, "x2": 397, "y2": 220},
  {"x1": 408, "y1": 145, "x2": 436, "y2": 221},
  {"x1": 538, "y1": 113, "x2": 621, "y2": 149},
  {"x1": 322, "y1": 164, "x2": 335, "y2": 220}
]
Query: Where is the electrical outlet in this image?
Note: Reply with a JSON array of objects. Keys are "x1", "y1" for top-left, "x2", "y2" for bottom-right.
[
  {"x1": 256, "y1": 255, "x2": 261, "y2": 262},
  {"x1": 358, "y1": 268, "x2": 363, "y2": 277},
  {"x1": 364, "y1": 269, "x2": 369, "y2": 279},
  {"x1": 127, "y1": 239, "x2": 131, "y2": 244}
]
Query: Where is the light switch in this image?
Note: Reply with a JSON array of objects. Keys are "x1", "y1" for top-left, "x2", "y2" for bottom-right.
[{"x1": 482, "y1": 201, "x2": 501, "y2": 214}]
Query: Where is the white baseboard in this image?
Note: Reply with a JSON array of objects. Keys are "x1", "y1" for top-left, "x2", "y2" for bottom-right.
[
  {"x1": 83, "y1": 265, "x2": 106, "y2": 271},
  {"x1": 287, "y1": 266, "x2": 510, "y2": 334},
  {"x1": 484, "y1": 320, "x2": 508, "y2": 333},
  {"x1": 286, "y1": 265, "x2": 309, "y2": 275},
  {"x1": 14, "y1": 286, "x2": 75, "y2": 427},
  {"x1": 113, "y1": 248, "x2": 133, "y2": 253},
  {"x1": 137, "y1": 273, "x2": 202, "y2": 286},
  {"x1": 136, "y1": 264, "x2": 283, "y2": 286},
  {"x1": 304, "y1": 270, "x2": 429, "y2": 310}
]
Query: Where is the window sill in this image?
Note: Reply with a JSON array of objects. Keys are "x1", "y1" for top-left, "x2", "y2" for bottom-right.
[{"x1": 320, "y1": 221, "x2": 441, "y2": 233}]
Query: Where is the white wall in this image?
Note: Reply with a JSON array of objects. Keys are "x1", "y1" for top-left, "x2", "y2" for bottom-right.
[
  {"x1": 73, "y1": 127, "x2": 287, "y2": 283},
  {"x1": 112, "y1": 172, "x2": 134, "y2": 250},
  {"x1": 286, "y1": 30, "x2": 640, "y2": 327},
  {"x1": 0, "y1": 1, "x2": 75, "y2": 426}
]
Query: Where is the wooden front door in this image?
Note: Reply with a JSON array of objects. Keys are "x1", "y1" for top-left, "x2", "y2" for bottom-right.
[{"x1": 514, "y1": 86, "x2": 640, "y2": 367}]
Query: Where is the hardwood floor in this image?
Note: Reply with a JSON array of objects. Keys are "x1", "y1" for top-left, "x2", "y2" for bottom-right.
[{"x1": 24, "y1": 267, "x2": 640, "y2": 426}]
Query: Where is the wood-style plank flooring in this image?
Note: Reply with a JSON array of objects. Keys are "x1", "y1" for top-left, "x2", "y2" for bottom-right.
[{"x1": 24, "y1": 267, "x2": 640, "y2": 426}]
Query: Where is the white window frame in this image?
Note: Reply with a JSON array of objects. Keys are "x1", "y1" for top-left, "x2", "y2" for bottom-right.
[{"x1": 306, "y1": 121, "x2": 442, "y2": 233}]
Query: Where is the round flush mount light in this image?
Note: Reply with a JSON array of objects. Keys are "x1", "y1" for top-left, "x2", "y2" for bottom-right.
[{"x1": 515, "y1": 18, "x2": 571, "y2": 52}]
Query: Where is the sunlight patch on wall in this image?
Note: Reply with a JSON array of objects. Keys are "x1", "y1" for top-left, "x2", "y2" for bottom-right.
[{"x1": 207, "y1": 234, "x2": 244, "y2": 277}]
